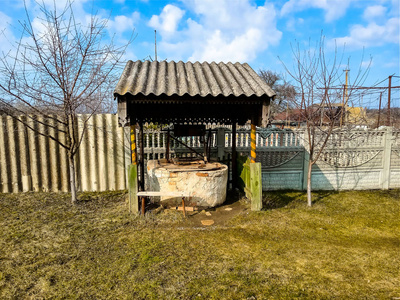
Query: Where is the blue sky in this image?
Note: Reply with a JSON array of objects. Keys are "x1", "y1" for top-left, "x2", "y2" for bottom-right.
[{"x1": 1, "y1": 0, "x2": 399, "y2": 108}]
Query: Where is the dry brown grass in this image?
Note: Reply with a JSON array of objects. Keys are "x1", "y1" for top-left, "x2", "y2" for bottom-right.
[{"x1": 0, "y1": 189, "x2": 399, "y2": 299}]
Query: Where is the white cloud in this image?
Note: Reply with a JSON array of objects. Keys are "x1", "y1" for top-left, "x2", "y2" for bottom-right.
[
  {"x1": 108, "y1": 12, "x2": 140, "y2": 35},
  {"x1": 29, "y1": 0, "x2": 89, "y2": 36},
  {"x1": 148, "y1": 0, "x2": 281, "y2": 63},
  {"x1": 27, "y1": 0, "x2": 138, "y2": 40},
  {"x1": 0, "y1": 11, "x2": 11, "y2": 29},
  {"x1": 39, "y1": 0, "x2": 88, "y2": 17},
  {"x1": 8, "y1": 0, "x2": 138, "y2": 62},
  {"x1": 335, "y1": 17, "x2": 400, "y2": 49},
  {"x1": 281, "y1": 0, "x2": 355, "y2": 22},
  {"x1": 148, "y1": 5, "x2": 185, "y2": 36},
  {"x1": 363, "y1": 5, "x2": 387, "y2": 21},
  {"x1": 285, "y1": 17, "x2": 304, "y2": 31},
  {"x1": 383, "y1": 59, "x2": 399, "y2": 68},
  {"x1": 361, "y1": 60, "x2": 372, "y2": 69},
  {"x1": 190, "y1": 28, "x2": 263, "y2": 62}
]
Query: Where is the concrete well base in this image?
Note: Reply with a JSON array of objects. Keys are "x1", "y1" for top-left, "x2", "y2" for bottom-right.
[{"x1": 147, "y1": 160, "x2": 228, "y2": 207}]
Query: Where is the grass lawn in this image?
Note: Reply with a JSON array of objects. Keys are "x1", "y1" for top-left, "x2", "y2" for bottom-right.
[{"x1": 0, "y1": 189, "x2": 399, "y2": 299}]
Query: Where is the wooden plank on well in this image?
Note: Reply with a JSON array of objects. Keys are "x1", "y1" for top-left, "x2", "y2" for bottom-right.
[
  {"x1": 128, "y1": 164, "x2": 138, "y2": 213},
  {"x1": 250, "y1": 162, "x2": 262, "y2": 211}
]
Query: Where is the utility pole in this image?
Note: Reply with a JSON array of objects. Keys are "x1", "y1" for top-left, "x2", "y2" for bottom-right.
[
  {"x1": 387, "y1": 75, "x2": 392, "y2": 126},
  {"x1": 344, "y1": 69, "x2": 349, "y2": 124},
  {"x1": 377, "y1": 92, "x2": 382, "y2": 128}
]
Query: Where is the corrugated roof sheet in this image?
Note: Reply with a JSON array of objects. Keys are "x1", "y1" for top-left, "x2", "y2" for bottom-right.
[{"x1": 114, "y1": 60, "x2": 276, "y2": 99}]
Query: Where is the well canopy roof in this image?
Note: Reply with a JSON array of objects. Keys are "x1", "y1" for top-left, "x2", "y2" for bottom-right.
[{"x1": 114, "y1": 60, "x2": 275, "y2": 99}]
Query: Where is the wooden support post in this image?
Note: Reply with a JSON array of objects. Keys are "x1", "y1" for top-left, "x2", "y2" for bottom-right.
[
  {"x1": 227, "y1": 153, "x2": 231, "y2": 191},
  {"x1": 141, "y1": 196, "x2": 145, "y2": 216},
  {"x1": 128, "y1": 125, "x2": 138, "y2": 213},
  {"x1": 250, "y1": 123, "x2": 256, "y2": 163},
  {"x1": 249, "y1": 121, "x2": 262, "y2": 210},
  {"x1": 232, "y1": 121, "x2": 237, "y2": 189},
  {"x1": 166, "y1": 128, "x2": 170, "y2": 162},
  {"x1": 262, "y1": 99, "x2": 270, "y2": 127},
  {"x1": 207, "y1": 128, "x2": 212, "y2": 162},
  {"x1": 130, "y1": 125, "x2": 137, "y2": 165},
  {"x1": 139, "y1": 121, "x2": 145, "y2": 191},
  {"x1": 203, "y1": 131, "x2": 208, "y2": 163}
]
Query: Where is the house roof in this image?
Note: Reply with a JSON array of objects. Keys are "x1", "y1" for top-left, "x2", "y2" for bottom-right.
[{"x1": 114, "y1": 60, "x2": 275, "y2": 99}]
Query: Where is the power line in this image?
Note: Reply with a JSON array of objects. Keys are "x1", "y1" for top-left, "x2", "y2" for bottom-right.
[{"x1": 319, "y1": 86, "x2": 400, "y2": 90}]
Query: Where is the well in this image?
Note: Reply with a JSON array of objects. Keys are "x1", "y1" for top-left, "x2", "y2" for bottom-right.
[
  {"x1": 147, "y1": 159, "x2": 228, "y2": 207},
  {"x1": 114, "y1": 60, "x2": 275, "y2": 213}
]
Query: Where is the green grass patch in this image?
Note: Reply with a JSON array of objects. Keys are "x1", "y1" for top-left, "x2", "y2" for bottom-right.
[{"x1": 0, "y1": 190, "x2": 399, "y2": 299}]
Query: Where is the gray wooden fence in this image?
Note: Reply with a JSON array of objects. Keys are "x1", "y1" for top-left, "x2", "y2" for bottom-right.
[
  {"x1": 1, "y1": 114, "x2": 399, "y2": 193},
  {"x1": 0, "y1": 114, "x2": 129, "y2": 193}
]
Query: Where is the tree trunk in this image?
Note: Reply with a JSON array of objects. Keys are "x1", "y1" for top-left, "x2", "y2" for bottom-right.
[
  {"x1": 68, "y1": 154, "x2": 77, "y2": 204},
  {"x1": 307, "y1": 161, "x2": 313, "y2": 207}
]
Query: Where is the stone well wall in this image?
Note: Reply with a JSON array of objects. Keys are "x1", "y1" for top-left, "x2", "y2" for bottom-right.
[{"x1": 147, "y1": 160, "x2": 228, "y2": 207}]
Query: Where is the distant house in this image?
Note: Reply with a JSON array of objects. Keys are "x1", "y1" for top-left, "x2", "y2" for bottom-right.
[
  {"x1": 271, "y1": 103, "x2": 366, "y2": 128},
  {"x1": 271, "y1": 108, "x2": 306, "y2": 128}
]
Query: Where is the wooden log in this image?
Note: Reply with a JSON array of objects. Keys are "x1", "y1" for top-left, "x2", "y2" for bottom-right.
[
  {"x1": 170, "y1": 206, "x2": 198, "y2": 212},
  {"x1": 250, "y1": 162, "x2": 262, "y2": 211},
  {"x1": 127, "y1": 164, "x2": 138, "y2": 213}
]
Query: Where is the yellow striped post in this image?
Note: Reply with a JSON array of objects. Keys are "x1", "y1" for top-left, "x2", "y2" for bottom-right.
[
  {"x1": 130, "y1": 125, "x2": 137, "y2": 165},
  {"x1": 128, "y1": 124, "x2": 139, "y2": 213},
  {"x1": 249, "y1": 122, "x2": 261, "y2": 210},
  {"x1": 250, "y1": 124, "x2": 256, "y2": 163}
]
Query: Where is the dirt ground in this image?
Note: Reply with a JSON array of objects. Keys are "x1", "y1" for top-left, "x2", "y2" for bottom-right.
[{"x1": 156, "y1": 191, "x2": 250, "y2": 227}]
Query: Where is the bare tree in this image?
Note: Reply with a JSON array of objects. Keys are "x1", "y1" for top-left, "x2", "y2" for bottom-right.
[
  {"x1": 281, "y1": 36, "x2": 370, "y2": 206},
  {"x1": 0, "y1": 1, "x2": 132, "y2": 203},
  {"x1": 258, "y1": 69, "x2": 296, "y2": 121}
]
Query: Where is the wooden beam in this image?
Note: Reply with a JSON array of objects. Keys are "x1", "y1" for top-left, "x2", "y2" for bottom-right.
[{"x1": 232, "y1": 121, "x2": 237, "y2": 189}]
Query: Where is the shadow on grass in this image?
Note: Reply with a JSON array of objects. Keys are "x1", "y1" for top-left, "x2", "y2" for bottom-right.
[
  {"x1": 262, "y1": 190, "x2": 341, "y2": 209},
  {"x1": 374, "y1": 189, "x2": 400, "y2": 200},
  {"x1": 312, "y1": 190, "x2": 340, "y2": 204},
  {"x1": 224, "y1": 189, "x2": 246, "y2": 205},
  {"x1": 262, "y1": 190, "x2": 303, "y2": 209},
  {"x1": 76, "y1": 190, "x2": 127, "y2": 207}
]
